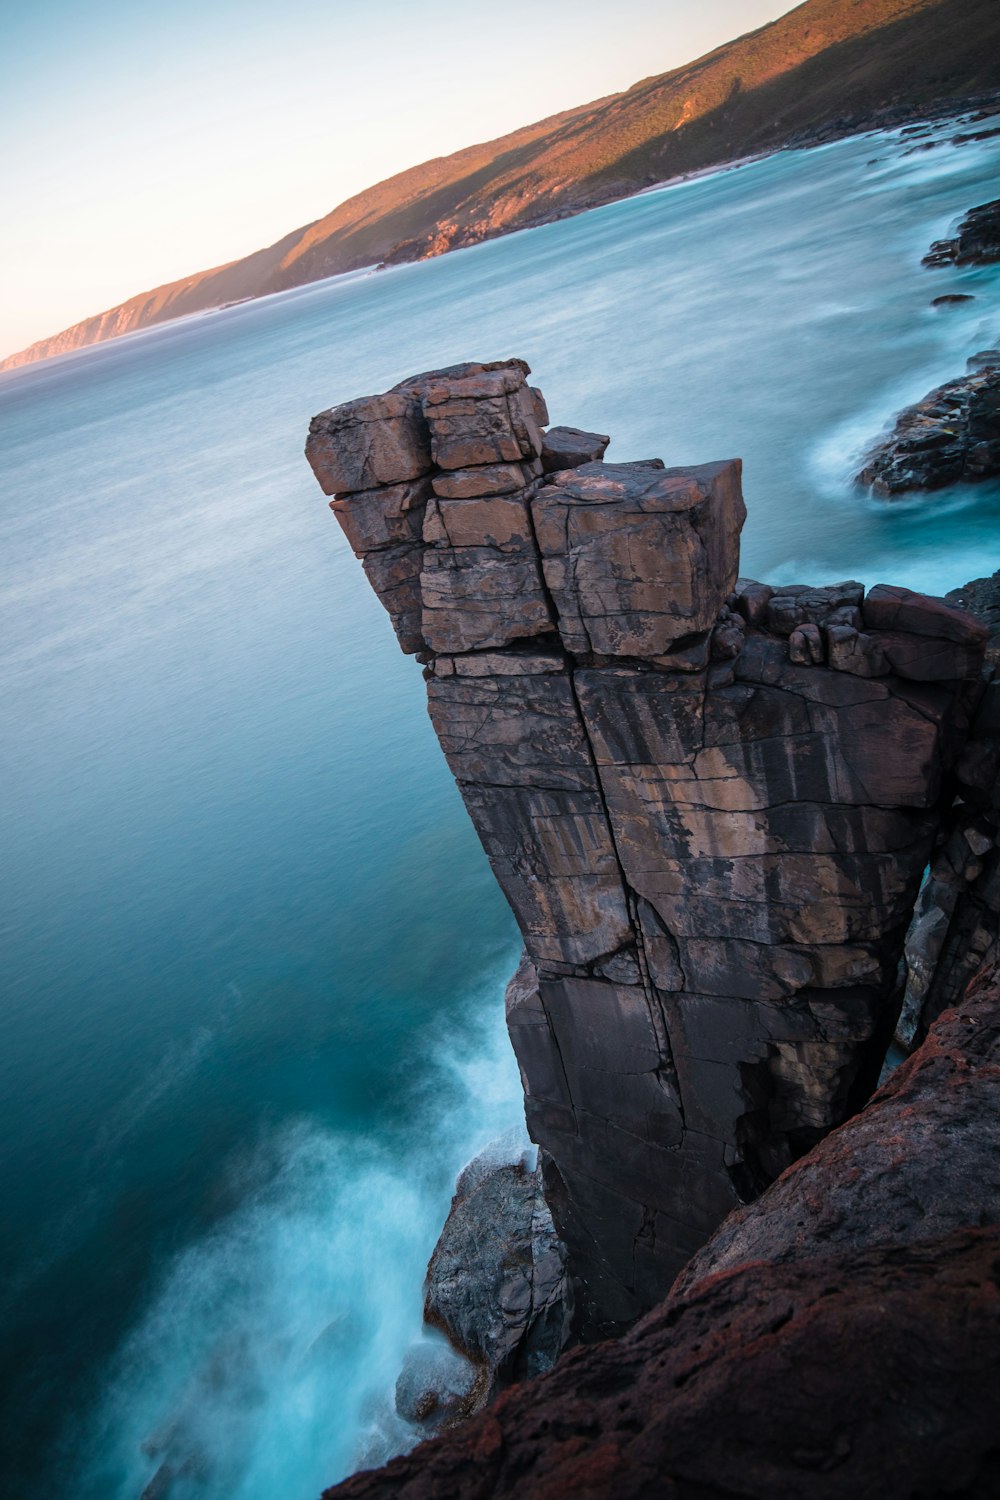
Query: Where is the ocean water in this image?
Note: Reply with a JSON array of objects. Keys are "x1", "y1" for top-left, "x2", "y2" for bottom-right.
[{"x1": 2, "y1": 117, "x2": 999, "y2": 1498}]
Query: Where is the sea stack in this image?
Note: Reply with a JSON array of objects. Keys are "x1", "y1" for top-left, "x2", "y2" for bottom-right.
[{"x1": 306, "y1": 358, "x2": 988, "y2": 1335}]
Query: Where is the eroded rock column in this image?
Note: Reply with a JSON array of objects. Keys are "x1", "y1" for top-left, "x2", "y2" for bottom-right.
[{"x1": 305, "y1": 358, "x2": 987, "y2": 1334}]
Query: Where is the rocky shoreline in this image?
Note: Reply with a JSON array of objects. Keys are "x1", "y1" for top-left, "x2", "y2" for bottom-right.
[
  {"x1": 856, "y1": 363, "x2": 1000, "y2": 494},
  {"x1": 856, "y1": 198, "x2": 1000, "y2": 496}
]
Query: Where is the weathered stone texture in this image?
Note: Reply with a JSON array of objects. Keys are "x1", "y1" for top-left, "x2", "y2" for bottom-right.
[
  {"x1": 539, "y1": 425, "x2": 610, "y2": 473},
  {"x1": 306, "y1": 358, "x2": 988, "y2": 1336},
  {"x1": 422, "y1": 1142, "x2": 573, "y2": 1406},
  {"x1": 325, "y1": 975, "x2": 1000, "y2": 1500},
  {"x1": 306, "y1": 391, "x2": 432, "y2": 495},
  {"x1": 896, "y1": 572, "x2": 1000, "y2": 1045},
  {"x1": 531, "y1": 459, "x2": 745, "y2": 657},
  {"x1": 855, "y1": 365, "x2": 1000, "y2": 495}
]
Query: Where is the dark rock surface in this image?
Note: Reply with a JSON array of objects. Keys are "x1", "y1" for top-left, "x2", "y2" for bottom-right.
[
  {"x1": 325, "y1": 977, "x2": 1000, "y2": 1500},
  {"x1": 539, "y1": 426, "x2": 610, "y2": 474},
  {"x1": 422, "y1": 1139, "x2": 573, "y2": 1406},
  {"x1": 675, "y1": 973, "x2": 1000, "y2": 1288},
  {"x1": 923, "y1": 196, "x2": 1000, "y2": 266},
  {"x1": 856, "y1": 365, "x2": 1000, "y2": 494},
  {"x1": 894, "y1": 571, "x2": 1000, "y2": 1043},
  {"x1": 306, "y1": 359, "x2": 987, "y2": 1335},
  {"x1": 329, "y1": 1231, "x2": 1000, "y2": 1500},
  {"x1": 394, "y1": 1339, "x2": 478, "y2": 1431}
]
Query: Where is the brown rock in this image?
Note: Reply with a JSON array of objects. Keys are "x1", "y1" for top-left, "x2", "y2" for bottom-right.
[
  {"x1": 361, "y1": 544, "x2": 425, "y2": 655},
  {"x1": 419, "y1": 546, "x2": 553, "y2": 654},
  {"x1": 825, "y1": 623, "x2": 889, "y2": 677},
  {"x1": 731, "y1": 577, "x2": 773, "y2": 625},
  {"x1": 305, "y1": 361, "x2": 986, "y2": 1338},
  {"x1": 306, "y1": 391, "x2": 431, "y2": 494},
  {"x1": 766, "y1": 581, "x2": 864, "y2": 636},
  {"x1": 331, "y1": 477, "x2": 433, "y2": 555},
  {"x1": 531, "y1": 460, "x2": 745, "y2": 657},
  {"x1": 863, "y1": 582, "x2": 990, "y2": 645},
  {"x1": 788, "y1": 622, "x2": 822, "y2": 664},
  {"x1": 408, "y1": 366, "x2": 543, "y2": 471},
  {"x1": 539, "y1": 425, "x2": 611, "y2": 473},
  {"x1": 431, "y1": 460, "x2": 541, "y2": 499},
  {"x1": 676, "y1": 973, "x2": 1000, "y2": 1289}
]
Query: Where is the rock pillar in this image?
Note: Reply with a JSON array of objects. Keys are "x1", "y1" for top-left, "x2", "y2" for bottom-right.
[{"x1": 306, "y1": 358, "x2": 987, "y2": 1334}]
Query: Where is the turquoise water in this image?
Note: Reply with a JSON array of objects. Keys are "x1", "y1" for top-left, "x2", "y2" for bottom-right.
[{"x1": 2, "y1": 118, "x2": 999, "y2": 1498}]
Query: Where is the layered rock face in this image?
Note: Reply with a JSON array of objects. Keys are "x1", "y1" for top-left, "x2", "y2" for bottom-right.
[
  {"x1": 306, "y1": 359, "x2": 987, "y2": 1333},
  {"x1": 326, "y1": 973, "x2": 1000, "y2": 1500}
]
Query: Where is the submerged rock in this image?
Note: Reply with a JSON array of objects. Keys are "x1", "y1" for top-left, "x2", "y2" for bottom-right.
[
  {"x1": 855, "y1": 365, "x2": 1000, "y2": 494},
  {"x1": 394, "y1": 1337, "x2": 478, "y2": 1430}
]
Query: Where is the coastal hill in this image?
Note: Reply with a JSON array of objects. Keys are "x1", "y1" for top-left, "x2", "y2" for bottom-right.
[{"x1": 6, "y1": 0, "x2": 1000, "y2": 373}]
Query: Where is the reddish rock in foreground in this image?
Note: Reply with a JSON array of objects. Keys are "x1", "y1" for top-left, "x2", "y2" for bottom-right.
[{"x1": 325, "y1": 977, "x2": 1000, "y2": 1500}]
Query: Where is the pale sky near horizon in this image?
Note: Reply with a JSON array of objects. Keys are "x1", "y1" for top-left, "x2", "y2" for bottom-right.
[{"x1": 1, "y1": 0, "x2": 801, "y2": 357}]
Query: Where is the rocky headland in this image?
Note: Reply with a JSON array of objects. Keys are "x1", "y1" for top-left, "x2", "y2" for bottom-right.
[
  {"x1": 5, "y1": 0, "x2": 1000, "y2": 373},
  {"x1": 303, "y1": 355, "x2": 1000, "y2": 1490}
]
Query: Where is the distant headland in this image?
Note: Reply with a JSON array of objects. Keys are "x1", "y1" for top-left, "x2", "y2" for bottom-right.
[{"x1": 4, "y1": 0, "x2": 1000, "y2": 374}]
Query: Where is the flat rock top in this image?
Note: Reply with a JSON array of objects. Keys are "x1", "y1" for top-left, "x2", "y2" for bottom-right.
[
  {"x1": 309, "y1": 389, "x2": 416, "y2": 429},
  {"x1": 544, "y1": 458, "x2": 738, "y2": 510},
  {"x1": 393, "y1": 360, "x2": 531, "y2": 403}
]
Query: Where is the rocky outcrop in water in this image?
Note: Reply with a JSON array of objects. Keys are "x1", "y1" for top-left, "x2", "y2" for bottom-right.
[
  {"x1": 325, "y1": 971, "x2": 1000, "y2": 1500},
  {"x1": 421, "y1": 1141, "x2": 572, "y2": 1406},
  {"x1": 306, "y1": 357, "x2": 989, "y2": 1336},
  {"x1": 923, "y1": 196, "x2": 1000, "y2": 266},
  {"x1": 855, "y1": 364, "x2": 1000, "y2": 495}
]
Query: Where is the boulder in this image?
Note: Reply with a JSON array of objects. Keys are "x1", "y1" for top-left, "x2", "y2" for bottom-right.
[
  {"x1": 422, "y1": 1138, "x2": 572, "y2": 1405},
  {"x1": 539, "y1": 425, "x2": 611, "y2": 473},
  {"x1": 394, "y1": 1338, "x2": 477, "y2": 1430}
]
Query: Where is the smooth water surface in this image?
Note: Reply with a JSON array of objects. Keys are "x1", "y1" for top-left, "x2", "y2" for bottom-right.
[{"x1": 2, "y1": 116, "x2": 999, "y2": 1498}]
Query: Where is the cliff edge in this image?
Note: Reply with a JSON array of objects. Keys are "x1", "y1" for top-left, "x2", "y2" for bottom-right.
[{"x1": 304, "y1": 357, "x2": 991, "y2": 1338}]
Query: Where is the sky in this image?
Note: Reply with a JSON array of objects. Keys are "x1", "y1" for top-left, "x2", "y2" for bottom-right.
[{"x1": 0, "y1": 0, "x2": 801, "y2": 358}]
